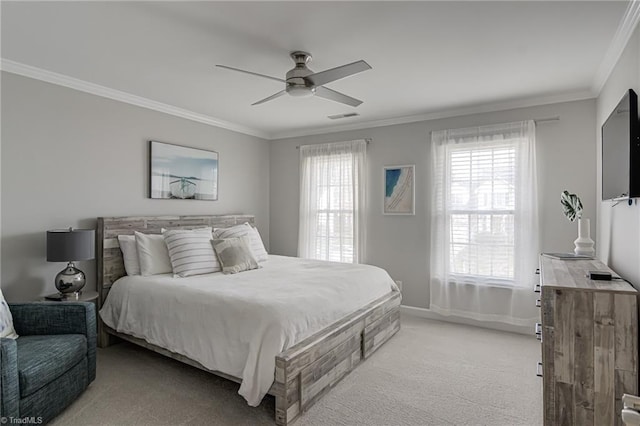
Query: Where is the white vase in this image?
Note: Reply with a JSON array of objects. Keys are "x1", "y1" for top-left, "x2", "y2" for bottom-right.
[{"x1": 574, "y1": 218, "x2": 595, "y2": 256}]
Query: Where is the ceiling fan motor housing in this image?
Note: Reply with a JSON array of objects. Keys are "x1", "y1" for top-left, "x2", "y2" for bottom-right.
[{"x1": 286, "y1": 51, "x2": 315, "y2": 97}]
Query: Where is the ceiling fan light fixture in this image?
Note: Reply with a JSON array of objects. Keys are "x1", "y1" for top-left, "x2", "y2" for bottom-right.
[{"x1": 286, "y1": 85, "x2": 315, "y2": 98}]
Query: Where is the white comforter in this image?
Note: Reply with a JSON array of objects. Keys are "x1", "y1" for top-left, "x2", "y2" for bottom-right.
[{"x1": 99, "y1": 255, "x2": 397, "y2": 406}]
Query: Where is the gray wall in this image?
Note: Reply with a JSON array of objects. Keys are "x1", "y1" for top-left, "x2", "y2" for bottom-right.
[
  {"x1": 1, "y1": 72, "x2": 270, "y2": 301},
  {"x1": 1, "y1": 69, "x2": 600, "y2": 310},
  {"x1": 270, "y1": 99, "x2": 596, "y2": 309},
  {"x1": 596, "y1": 25, "x2": 640, "y2": 287}
]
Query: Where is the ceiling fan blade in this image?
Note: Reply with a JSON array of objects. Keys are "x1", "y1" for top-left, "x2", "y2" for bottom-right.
[
  {"x1": 252, "y1": 90, "x2": 287, "y2": 106},
  {"x1": 315, "y1": 86, "x2": 363, "y2": 107},
  {"x1": 306, "y1": 60, "x2": 371, "y2": 87},
  {"x1": 216, "y1": 65, "x2": 285, "y2": 83}
]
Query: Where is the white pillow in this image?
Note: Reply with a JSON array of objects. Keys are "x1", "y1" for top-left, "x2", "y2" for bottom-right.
[
  {"x1": 211, "y1": 236, "x2": 260, "y2": 274},
  {"x1": 118, "y1": 235, "x2": 140, "y2": 276},
  {"x1": 135, "y1": 231, "x2": 173, "y2": 276},
  {"x1": 213, "y1": 223, "x2": 268, "y2": 262},
  {"x1": 0, "y1": 288, "x2": 18, "y2": 339},
  {"x1": 163, "y1": 227, "x2": 221, "y2": 277}
]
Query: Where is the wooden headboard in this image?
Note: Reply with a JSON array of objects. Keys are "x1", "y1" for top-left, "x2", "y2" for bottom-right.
[{"x1": 96, "y1": 214, "x2": 255, "y2": 307}]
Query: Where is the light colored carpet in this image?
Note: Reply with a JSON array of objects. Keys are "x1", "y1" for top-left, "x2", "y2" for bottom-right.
[{"x1": 51, "y1": 314, "x2": 542, "y2": 425}]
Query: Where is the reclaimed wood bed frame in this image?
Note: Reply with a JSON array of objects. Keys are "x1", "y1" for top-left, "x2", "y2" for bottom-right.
[{"x1": 96, "y1": 215, "x2": 401, "y2": 425}]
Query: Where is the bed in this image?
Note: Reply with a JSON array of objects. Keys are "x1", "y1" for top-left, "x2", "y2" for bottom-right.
[{"x1": 96, "y1": 215, "x2": 401, "y2": 425}]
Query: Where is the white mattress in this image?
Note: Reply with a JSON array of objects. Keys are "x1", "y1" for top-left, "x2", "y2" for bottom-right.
[{"x1": 99, "y1": 255, "x2": 398, "y2": 406}]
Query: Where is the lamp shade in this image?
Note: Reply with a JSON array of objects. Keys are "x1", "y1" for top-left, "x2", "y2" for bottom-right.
[{"x1": 46, "y1": 229, "x2": 95, "y2": 262}]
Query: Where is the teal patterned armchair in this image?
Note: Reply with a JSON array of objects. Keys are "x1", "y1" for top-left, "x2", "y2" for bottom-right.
[{"x1": 0, "y1": 302, "x2": 96, "y2": 424}]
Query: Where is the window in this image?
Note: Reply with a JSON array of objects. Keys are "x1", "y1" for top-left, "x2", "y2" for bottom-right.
[
  {"x1": 313, "y1": 153, "x2": 355, "y2": 261},
  {"x1": 448, "y1": 143, "x2": 516, "y2": 281},
  {"x1": 430, "y1": 121, "x2": 539, "y2": 326},
  {"x1": 298, "y1": 140, "x2": 367, "y2": 263}
]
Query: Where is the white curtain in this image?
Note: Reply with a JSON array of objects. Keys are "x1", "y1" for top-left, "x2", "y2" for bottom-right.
[
  {"x1": 430, "y1": 121, "x2": 539, "y2": 326},
  {"x1": 298, "y1": 140, "x2": 367, "y2": 263}
]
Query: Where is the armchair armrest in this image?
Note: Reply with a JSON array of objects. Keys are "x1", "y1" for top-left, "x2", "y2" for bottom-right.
[
  {"x1": 9, "y1": 302, "x2": 97, "y2": 382},
  {"x1": 0, "y1": 337, "x2": 19, "y2": 418}
]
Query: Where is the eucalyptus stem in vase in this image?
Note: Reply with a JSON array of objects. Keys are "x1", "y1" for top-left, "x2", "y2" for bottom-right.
[{"x1": 560, "y1": 190, "x2": 594, "y2": 256}]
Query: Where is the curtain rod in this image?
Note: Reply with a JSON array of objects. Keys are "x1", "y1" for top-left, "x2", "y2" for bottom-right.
[
  {"x1": 293, "y1": 116, "x2": 561, "y2": 146},
  {"x1": 296, "y1": 138, "x2": 371, "y2": 149},
  {"x1": 427, "y1": 117, "x2": 561, "y2": 134}
]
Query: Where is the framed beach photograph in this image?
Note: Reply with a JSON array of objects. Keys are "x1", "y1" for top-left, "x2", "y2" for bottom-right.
[
  {"x1": 149, "y1": 141, "x2": 218, "y2": 200},
  {"x1": 383, "y1": 165, "x2": 415, "y2": 215}
]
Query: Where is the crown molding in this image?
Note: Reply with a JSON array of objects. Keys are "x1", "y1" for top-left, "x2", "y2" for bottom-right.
[
  {"x1": 0, "y1": 59, "x2": 597, "y2": 142},
  {"x1": 0, "y1": 59, "x2": 269, "y2": 140},
  {"x1": 592, "y1": 0, "x2": 640, "y2": 95},
  {"x1": 270, "y1": 90, "x2": 594, "y2": 140}
]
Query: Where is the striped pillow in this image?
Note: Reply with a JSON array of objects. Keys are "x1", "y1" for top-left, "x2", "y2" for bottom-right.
[
  {"x1": 213, "y1": 223, "x2": 268, "y2": 262},
  {"x1": 163, "y1": 227, "x2": 221, "y2": 277}
]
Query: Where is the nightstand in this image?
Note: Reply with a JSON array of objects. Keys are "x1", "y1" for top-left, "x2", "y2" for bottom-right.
[{"x1": 42, "y1": 290, "x2": 99, "y2": 303}]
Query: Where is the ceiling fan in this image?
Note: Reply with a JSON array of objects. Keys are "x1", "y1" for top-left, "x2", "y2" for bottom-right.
[{"x1": 216, "y1": 51, "x2": 371, "y2": 107}]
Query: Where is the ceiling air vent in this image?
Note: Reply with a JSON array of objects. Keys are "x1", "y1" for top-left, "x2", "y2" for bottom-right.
[{"x1": 328, "y1": 112, "x2": 360, "y2": 120}]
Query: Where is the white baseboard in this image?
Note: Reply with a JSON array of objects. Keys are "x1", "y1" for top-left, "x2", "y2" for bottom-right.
[{"x1": 400, "y1": 305, "x2": 532, "y2": 336}]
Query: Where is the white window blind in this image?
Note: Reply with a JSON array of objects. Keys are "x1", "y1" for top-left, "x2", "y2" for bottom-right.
[
  {"x1": 298, "y1": 140, "x2": 367, "y2": 263},
  {"x1": 448, "y1": 143, "x2": 516, "y2": 281}
]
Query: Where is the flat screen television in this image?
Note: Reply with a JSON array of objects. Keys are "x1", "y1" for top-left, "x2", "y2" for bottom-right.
[{"x1": 602, "y1": 88, "x2": 640, "y2": 201}]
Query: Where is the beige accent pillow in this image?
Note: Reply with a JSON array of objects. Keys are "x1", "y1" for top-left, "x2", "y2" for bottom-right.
[
  {"x1": 213, "y1": 223, "x2": 268, "y2": 262},
  {"x1": 211, "y1": 236, "x2": 260, "y2": 274}
]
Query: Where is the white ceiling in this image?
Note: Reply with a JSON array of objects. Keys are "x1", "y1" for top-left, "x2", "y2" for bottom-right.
[{"x1": 0, "y1": 1, "x2": 631, "y2": 139}]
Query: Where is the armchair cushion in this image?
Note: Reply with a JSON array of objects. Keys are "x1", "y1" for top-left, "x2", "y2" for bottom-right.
[
  {"x1": 17, "y1": 335, "x2": 87, "y2": 397},
  {"x1": 10, "y1": 302, "x2": 96, "y2": 383}
]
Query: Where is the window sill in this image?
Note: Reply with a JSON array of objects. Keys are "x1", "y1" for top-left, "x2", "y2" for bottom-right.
[{"x1": 447, "y1": 274, "x2": 515, "y2": 289}]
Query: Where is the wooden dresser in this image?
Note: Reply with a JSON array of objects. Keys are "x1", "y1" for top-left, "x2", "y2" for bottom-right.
[{"x1": 538, "y1": 254, "x2": 638, "y2": 426}]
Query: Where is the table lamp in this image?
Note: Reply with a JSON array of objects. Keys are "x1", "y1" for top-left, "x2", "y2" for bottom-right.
[{"x1": 46, "y1": 228, "x2": 95, "y2": 296}]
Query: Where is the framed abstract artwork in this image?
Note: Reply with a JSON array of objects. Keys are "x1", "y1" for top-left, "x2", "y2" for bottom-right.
[
  {"x1": 149, "y1": 141, "x2": 218, "y2": 200},
  {"x1": 383, "y1": 165, "x2": 415, "y2": 215}
]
